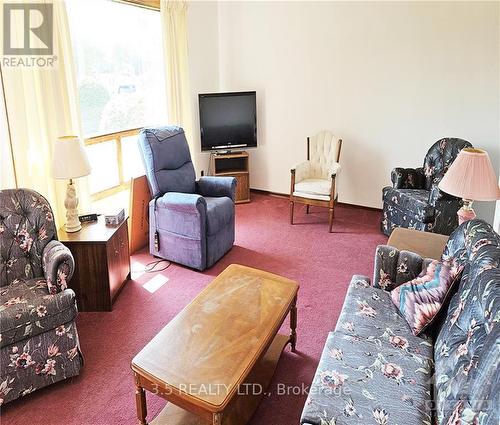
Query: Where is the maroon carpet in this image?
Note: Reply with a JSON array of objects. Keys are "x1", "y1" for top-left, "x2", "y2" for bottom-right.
[{"x1": 2, "y1": 193, "x2": 386, "y2": 424}]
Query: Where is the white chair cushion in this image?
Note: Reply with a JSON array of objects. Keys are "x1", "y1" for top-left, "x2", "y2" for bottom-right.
[
  {"x1": 293, "y1": 191, "x2": 330, "y2": 202},
  {"x1": 294, "y1": 178, "x2": 332, "y2": 197}
]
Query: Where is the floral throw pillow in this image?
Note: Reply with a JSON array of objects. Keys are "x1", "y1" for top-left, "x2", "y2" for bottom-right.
[{"x1": 390, "y1": 259, "x2": 463, "y2": 335}]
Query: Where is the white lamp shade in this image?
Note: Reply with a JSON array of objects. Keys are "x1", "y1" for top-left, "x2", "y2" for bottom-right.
[
  {"x1": 52, "y1": 136, "x2": 91, "y2": 179},
  {"x1": 439, "y1": 148, "x2": 500, "y2": 201}
]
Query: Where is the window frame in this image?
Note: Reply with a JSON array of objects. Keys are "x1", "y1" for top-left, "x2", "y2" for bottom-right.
[{"x1": 84, "y1": 128, "x2": 142, "y2": 202}]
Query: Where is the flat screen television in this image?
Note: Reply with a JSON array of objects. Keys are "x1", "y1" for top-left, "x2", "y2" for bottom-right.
[{"x1": 199, "y1": 91, "x2": 257, "y2": 151}]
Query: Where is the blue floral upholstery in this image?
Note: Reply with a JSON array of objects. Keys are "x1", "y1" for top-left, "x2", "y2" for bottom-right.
[
  {"x1": 301, "y1": 219, "x2": 499, "y2": 425},
  {"x1": 381, "y1": 138, "x2": 473, "y2": 236},
  {"x1": 382, "y1": 187, "x2": 435, "y2": 223},
  {"x1": 138, "y1": 126, "x2": 237, "y2": 271},
  {"x1": 302, "y1": 276, "x2": 434, "y2": 425},
  {"x1": 434, "y1": 220, "x2": 500, "y2": 425},
  {"x1": 336, "y1": 277, "x2": 434, "y2": 358},
  {"x1": 0, "y1": 189, "x2": 83, "y2": 405},
  {"x1": 373, "y1": 245, "x2": 433, "y2": 291},
  {"x1": 391, "y1": 167, "x2": 426, "y2": 190}
]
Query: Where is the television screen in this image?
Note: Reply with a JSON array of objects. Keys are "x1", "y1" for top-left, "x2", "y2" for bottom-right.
[{"x1": 199, "y1": 91, "x2": 257, "y2": 151}]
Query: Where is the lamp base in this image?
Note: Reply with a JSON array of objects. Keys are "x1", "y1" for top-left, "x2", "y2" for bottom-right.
[
  {"x1": 457, "y1": 200, "x2": 476, "y2": 225},
  {"x1": 64, "y1": 180, "x2": 82, "y2": 233},
  {"x1": 64, "y1": 222, "x2": 82, "y2": 233}
]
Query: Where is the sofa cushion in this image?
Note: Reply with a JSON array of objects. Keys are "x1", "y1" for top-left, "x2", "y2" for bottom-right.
[
  {"x1": 300, "y1": 331, "x2": 433, "y2": 425},
  {"x1": 434, "y1": 220, "x2": 500, "y2": 424},
  {"x1": 0, "y1": 278, "x2": 78, "y2": 348},
  {"x1": 391, "y1": 259, "x2": 463, "y2": 335},
  {"x1": 335, "y1": 276, "x2": 434, "y2": 360},
  {"x1": 382, "y1": 187, "x2": 435, "y2": 223},
  {"x1": 205, "y1": 197, "x2": 234, "y2": 236}
]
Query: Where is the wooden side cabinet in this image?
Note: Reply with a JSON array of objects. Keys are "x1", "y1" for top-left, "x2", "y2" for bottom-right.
[
  {"x1": 59, "y1": 217, "x2": 131, "y2": 312},
  {"x1": 209, "y1": 151, "x2": 250, "y2": 203}
]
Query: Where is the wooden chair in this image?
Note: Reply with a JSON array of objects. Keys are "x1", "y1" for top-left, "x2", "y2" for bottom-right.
[{"x1": 290, "y1": 131, "x2": 342, "y2": 232}]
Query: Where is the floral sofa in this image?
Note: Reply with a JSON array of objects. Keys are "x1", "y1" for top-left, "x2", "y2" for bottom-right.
[
  {"x1": 0, "y1": 189, "x2": 83, "y2": 405},
  {"x1": 301, "y1": 219, "x2": 499, "y2": 424},
  {"x1": 381, "y1": 137, "x2": 472, "y2": 236}
]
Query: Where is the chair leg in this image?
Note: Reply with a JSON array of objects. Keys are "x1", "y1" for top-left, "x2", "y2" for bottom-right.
[
  {"x1": 329, "y1": 207, "x2": 334, "y2": 233},
  {"x1": 306, "y1": 205, "x2": 310, "y2": 214},
  {"x1": 290, "y1": 201, "x2": 295, "y2": 225}
]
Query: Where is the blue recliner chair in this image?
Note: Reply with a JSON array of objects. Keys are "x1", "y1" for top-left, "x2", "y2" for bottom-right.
[{"x1": 138, "y1": 126, "x2": 236, "y2": 271}]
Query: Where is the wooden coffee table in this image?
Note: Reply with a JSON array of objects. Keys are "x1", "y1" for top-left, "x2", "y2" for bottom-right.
[{"x1": 131, "y1": 264, "x2": 299, "y2": 425}]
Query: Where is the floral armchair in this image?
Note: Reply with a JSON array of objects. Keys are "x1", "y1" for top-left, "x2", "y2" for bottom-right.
[
  {"x1": 381, "y1": 138, "x2": 472, "y2": 236},
  {"x1": 0, "y1": 189, "x2": 83, "y2": 405}
]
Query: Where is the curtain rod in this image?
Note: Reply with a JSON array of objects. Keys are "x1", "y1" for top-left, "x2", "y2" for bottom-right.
[{"x1": 111, "y1": 0, "x2": 160, "y2": 11}]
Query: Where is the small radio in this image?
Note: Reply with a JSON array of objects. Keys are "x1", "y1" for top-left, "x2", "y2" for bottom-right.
[{"x1": 79, "y1": 213, "x2": 98, "y2": 223}]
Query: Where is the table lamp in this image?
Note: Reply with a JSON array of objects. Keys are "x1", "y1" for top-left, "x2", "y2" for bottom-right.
[
  {"x1": 439, "y1": 147, "x2": 500, "y2": 225},
  {"x1": 51, "y1": 136, "x2": 91, "y2": 232}
]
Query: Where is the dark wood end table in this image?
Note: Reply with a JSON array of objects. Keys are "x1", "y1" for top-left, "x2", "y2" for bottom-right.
[{"x1": 59, "y1": 216, "x2": 131, "y2": 311}]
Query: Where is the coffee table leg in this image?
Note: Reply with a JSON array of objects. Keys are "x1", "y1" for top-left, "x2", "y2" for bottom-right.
[
  {"x1": 213, "y1": 412, "x2": 222, "y2": 425},
  {"x1": 135, "y1": 375, "x2": 148, "y2": 425},
  {"x1": 290, "y1": 295, "x2": 297, "y2": 352}
]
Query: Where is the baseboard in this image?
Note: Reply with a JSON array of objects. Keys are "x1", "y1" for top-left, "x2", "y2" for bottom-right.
[
  {"x1": 337, "y1": 202, "x2": 382, "y2": 212},
  {"x1": 249, "y1": 188, "x2": 382, "y2": 212},
  {"x1": 251, "y1": 188, "x2": 288, "y2": 199}
]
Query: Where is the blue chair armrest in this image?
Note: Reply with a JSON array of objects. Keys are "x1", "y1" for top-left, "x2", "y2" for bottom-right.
[
  {"x1": 157, "y1": 192, "x2": 207, "y2": 213},
  {"x1": 196, "y1": 176, "x2": 237, "y2": 202}
]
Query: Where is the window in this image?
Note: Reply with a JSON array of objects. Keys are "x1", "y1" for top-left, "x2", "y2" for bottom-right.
[{"x1": 67, "y1": 0, "x2": 167, "y2": 200}]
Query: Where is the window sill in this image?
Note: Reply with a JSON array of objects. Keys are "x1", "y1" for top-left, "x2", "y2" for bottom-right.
[{"x1": 92, "y1": 188, "x2": 130, "y2": 216}]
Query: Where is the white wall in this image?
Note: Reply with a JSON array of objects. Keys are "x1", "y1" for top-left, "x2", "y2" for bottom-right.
[
  {"x1": 187, "y1": 1, "x2": 220, "y2": 173},
  {"x1": 494, "y1": 181, "x2": 500, "y2": 232},
  {"x1": 213, "y1": 1, "x2": 499, "y2": 222},
  {"x1": 494, "y1": 166, "x2": 500, "y2": 232}
]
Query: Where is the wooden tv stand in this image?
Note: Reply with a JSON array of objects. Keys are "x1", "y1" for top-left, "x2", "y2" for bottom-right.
[{"x1": 209, "y1": 151, "x2": 250, "y2": 203}]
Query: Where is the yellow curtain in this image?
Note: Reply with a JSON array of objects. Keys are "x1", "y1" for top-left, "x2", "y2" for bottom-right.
[
  {"x1": 2, "y1": 0, "x2": 89, "y2": 229},
  {"x1": 0, "y1": 68, "x2": 16, "y2": 189},
  {"x1": 160, "y1": 0, "x2": 197, "y2": 170}
]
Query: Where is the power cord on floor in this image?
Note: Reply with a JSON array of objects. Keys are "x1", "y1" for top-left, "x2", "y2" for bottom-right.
[
  {"x1": 143, "y1": 259, "x2": 172, "y2": 273},
  {"x1": 132, "y1": 260, "x2": 172, "y2": 273}
]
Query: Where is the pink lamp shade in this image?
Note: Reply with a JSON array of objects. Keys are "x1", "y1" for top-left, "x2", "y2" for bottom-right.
[{"x1": 439, "y1": 148, "x2": 500, "y2": 201}]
